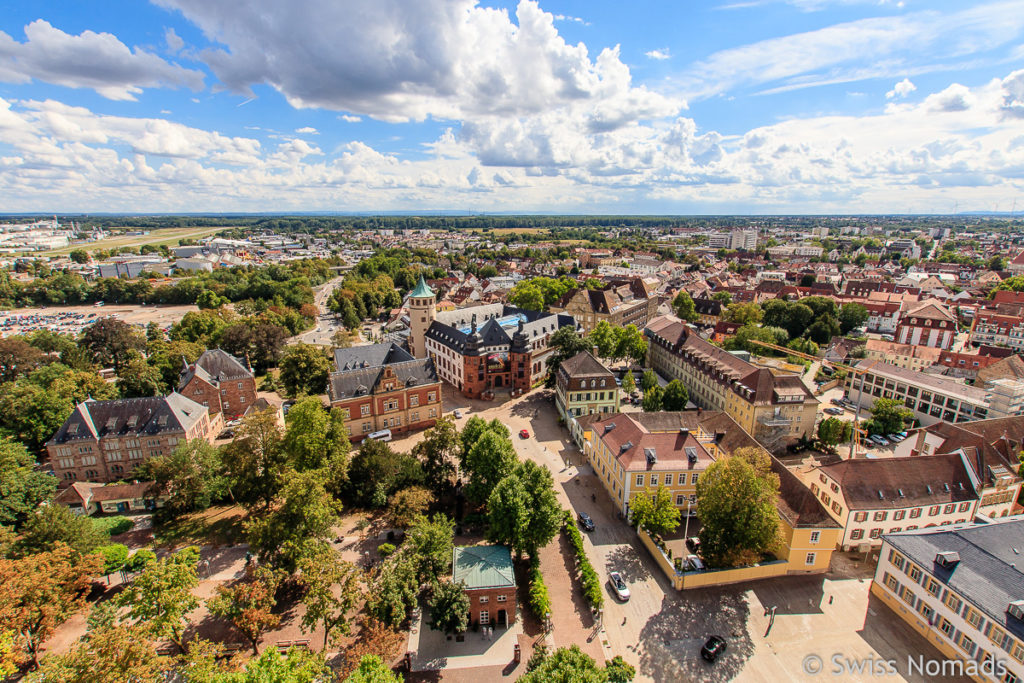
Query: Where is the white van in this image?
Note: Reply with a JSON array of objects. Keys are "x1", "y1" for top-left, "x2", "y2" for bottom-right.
[{"x1": 366, "y1": 429, "x2": 393, "y2": 442}]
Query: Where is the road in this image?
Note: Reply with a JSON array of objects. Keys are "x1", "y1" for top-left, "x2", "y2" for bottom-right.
[
  {"x1": 441, "y1": 388, "x2": 964, "y2": 682},
  {"x1": 290, "y1": 276, "x2": 348, "y2": 346}
]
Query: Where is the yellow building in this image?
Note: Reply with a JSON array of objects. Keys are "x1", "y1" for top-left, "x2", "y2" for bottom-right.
[
  {"x1": 579, "y1": 410, "x2": 840, "y2": 588},
  {"x1": 644, "y1": 315, "x2": 818, "y2": 451}
]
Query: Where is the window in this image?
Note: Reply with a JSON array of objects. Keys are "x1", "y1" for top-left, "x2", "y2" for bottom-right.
[
  {"x1": 361, "y1": 405, "x2": 370, "y2": 416},
  {"x1": 926, "y1": 579, "x2": 941, "y2": 597},
  {"x1": 869, "y1": 528, "x2": 882, "y2": 539},
  {"x1": 944, "y1": 504, "x2": 955, "y2": 514},
  {"x1": 854, "y1": 511, "x2": 868, "y2": 522},
  {"x1": 635, "y1": 474, "x2": 644, "y2": 487},
  {"x1": 479, "y1": 596, "x2": 489, "y2": 603},
  {"x1": 958, "y1": 502, "x2": 970, "y2": 513},
  {"x1": 884, "y1": 572, "x2": 900, "y2": 592},
  {"x1": 805, "y1": 552, "x2": 816, "y2": 565},
  {"x1": 650, "y1": 474, "x2": 658, "y2": 487},
  {"x1": 910, "y1": 508, "x2": 921, "y2": 518},
  {"x1": 832, "y1": 502, "x2": 842, "y2": 515},
  {"x1": 874, "y1": 511, "x2": 887, "y2": 522},
  {"x1": 809, "y1": 531, "x2": 820, "y2": 544},
  {"x1": 938, "y1": 618, "x2": 954, "y2": 637},
  {"x1": 664, "y1": 473, "x2": 672, "y2": 485},
  {"x1": 957, "y1": 633, "x2": 976, "y2": 656},
  {"x1": 429, "y1": 408, "x2": 436, "y2": 418},
  {"x1": 929, "y1": 505, "x2": 940, "y2": 516},
  {"x1": 851, "y1": 529, "x2": 864, "y2": 540},
  {"x1": 908, "y1": 565, "x2": 921, "y2": 583},
  {"x1": 900, "y1": 587, "x2": 916, "y2": 607},
  {"x1": 989, "y1": 625, "x2": 1006, "y2": 648},
  {"x1": 497, "y1": 595, "x2": 507, "y2": 602},
  {"x1": 362, "y1": 423, "x2": 372, "y2": 433},
  {"x1": 944, "y1": 592, "x2": 963, "y2": 614},
  {"x1": 691, "y1": 473, "x2": 699, "y2": 484},
  {"x1": 889, "y1": 551, "x2": 905, "y2": 571},
  {"x1": 676, "y1": 494, "x2": 685, "y2": 505},
  {"x1": 428, "y1": 392, "x2": 436, "y2": 402},
  {"x1": 894, "y1": 510, "x2": 906, "y2": 521},
  {"x1": 966, "y1": 608, "x2": 983, "y2": 629},
  {"x1": 918, "y1": 602, "x2": 935, "y2": 622},
  {"x1": 479, "y1": 610, "x2": 489, "y2": 625},
  {"x1": 410, "y1": 395, "x2": 419, "y2": 407}
]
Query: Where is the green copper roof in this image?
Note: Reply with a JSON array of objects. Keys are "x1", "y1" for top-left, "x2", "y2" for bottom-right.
[
  {"x1": 409, "y1": 275, "x2": 434, "y2": 299},
  {"x1": 452, "y1": 545, "x2": 515, "y2": 589}
]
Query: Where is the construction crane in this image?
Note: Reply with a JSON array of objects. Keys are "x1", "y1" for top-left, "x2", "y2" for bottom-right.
[{"x1": 746, "y1": 339, "x2": 880, "y2": 459}]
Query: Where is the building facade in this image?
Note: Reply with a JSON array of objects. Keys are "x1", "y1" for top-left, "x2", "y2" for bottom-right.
[
  {"x1": 895, "y1": 300, "x2": 957, "y2": 350},
  {"x1": 327, "y1": 343, "x2": 442, "y2": 442},
  {"x1": 53, "y1": 481, "x2": 166, "y2": 515},
  {"x1": 549, "y1": 277, "x2": 657, "y2": 335},
  {"x1": 809, "y1": 454, "x2": 980, "y2": 550},
  {"x1": 872, "y1": 519, "x2": 1024, "y2": 683},
  {"x1": 46, "y1": 394, "x2": 216, "y2": 484},
  {"x1": 645, "y1": 315, "x2": 818, "y2": 449},
  {"x1": 555, "y1": 350, "x2": 620, "y2": 445},
  {"x1": 177, "y1": 349, "x2": 258, "y2": 418},
  {"x1": 845, "y1": 360, "x2": 990, "y2": 426},
  {"x1": 453, "y1": 545, "x2": 517, "y2": 628}
]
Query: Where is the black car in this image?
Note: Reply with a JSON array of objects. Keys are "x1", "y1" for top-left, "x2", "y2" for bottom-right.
[
  {"x1": 701, "y1": 635, "x2": 727, "y2": 662},
  {"x1": 578, "y1": 512, "x2": 595, "y2": 532},
  {"x1": 686, "y1": 536, "x2": 701, "y2": 553}
]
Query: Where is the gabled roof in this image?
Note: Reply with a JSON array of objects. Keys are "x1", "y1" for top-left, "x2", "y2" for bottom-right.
[
  {"x1": 902, "y1": 299, "x2": 955, "y2": 323},
  {"x1": 976, "y1": 354, "x2": 1024, "y2": 385},
  {"x1": 453, "y1": 545, "x2": 516, "y2": 590},
  {"x1": 179, "y1": 348, "x2": 251, "y2": 390},
  {"x1": 816, "y1": 453, "x2": 978, "y2": 509},
  {"x1": 559, "y1": 350, "x2": 613, "y2": 378},
  {"x1": 46, "y1": 393, "x2": 208, "y2": 446},
  {"x1": 333, "y1": 342, "x2": 413, "y2": 372}
]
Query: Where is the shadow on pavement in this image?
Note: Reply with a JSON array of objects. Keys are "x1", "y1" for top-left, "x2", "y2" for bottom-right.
[{"x1": 750, "y1": 575, "x2": 826, "y2": 616}]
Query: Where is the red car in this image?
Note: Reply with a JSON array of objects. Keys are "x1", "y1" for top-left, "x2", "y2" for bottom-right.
[{"x1": 519, "y1": 429, "x2": 530, "y2": 439}]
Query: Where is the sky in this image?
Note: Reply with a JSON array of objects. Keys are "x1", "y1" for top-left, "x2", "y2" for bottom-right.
[{"x1": 0, "y1": 0, "x2": 1023, "y2": 214}]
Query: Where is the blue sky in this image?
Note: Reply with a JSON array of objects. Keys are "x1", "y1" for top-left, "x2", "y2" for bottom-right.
[{"x1": 0, "y1": 0, "x2": 1022, "y2": 214}]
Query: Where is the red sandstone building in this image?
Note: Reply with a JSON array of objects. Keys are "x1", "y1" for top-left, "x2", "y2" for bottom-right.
[
  {"x1": 178, "y1": 349, "x2": 258, "y2": 418},
  {"x1": 327, "y1": 342, "x2": 442, "y2": 441},
  {"x1": 453, "y1": 545, "x2": 517, "y2": 628}
]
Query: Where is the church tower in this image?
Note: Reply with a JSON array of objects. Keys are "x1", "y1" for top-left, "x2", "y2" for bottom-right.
[{"x1": 407, "y1": 275, "x2": 436, "y2": 359}]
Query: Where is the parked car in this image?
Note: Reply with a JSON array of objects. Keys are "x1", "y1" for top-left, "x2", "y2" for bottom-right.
[
  {"x1": 701, "y1": 635, "x2": 728, "y2": 662},
  {"x1": 608, "y1": 571, "x2": 630, "y2": 601},
  {"x1": 519, "y1": 429, "x2": 530, "y2": 439},
  {"x1": 830, "y1": 398, "x2": 843, "y2": 405},
  {"x1": 824, "y1": 407, "x2": 843, "y2": 416},
  {"x1": 453, "y1": 409, "x2": 464, "y2": 419},
  {"x1": 870, "y1": 434, "x2": 890, "y2": 446},
  {"x1": 686, "y1": 536, "x2": 701, "y2": 553},
  {"x1": 577, "y1": 512, "x2": 595, "y2": 532},
  {"x1": 686, "y1": 555, "x2": 706, "y2": 571},
  {"x1": 217, "y1": 429, "x2": 234, "y2": 440}
]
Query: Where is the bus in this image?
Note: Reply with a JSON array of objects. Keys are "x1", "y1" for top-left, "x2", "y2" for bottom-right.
[{"x1": 366, "y1": 429, "x2": 393, "y2": 442}]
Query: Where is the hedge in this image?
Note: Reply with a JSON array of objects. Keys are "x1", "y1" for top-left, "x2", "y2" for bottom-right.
[
  {"x1": 561, "y1": 510, "x2": 604, "y2": 610},
  {"x1": 93, "y1": 515, "x2": 134, "y2": 537},
  {"x1": 527, "y1": 559, "x2": 551, "y2": 620}
]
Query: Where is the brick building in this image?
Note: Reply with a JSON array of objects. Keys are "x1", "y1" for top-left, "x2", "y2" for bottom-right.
[
  {"x1": 453, "y1": 545, "x2": 517, "y2": 628},
  {"x1": 327, "y1": 342, "x2": 442, "y2": 441},
  {"x1": 46, "y1": 394, "x2": 216, "y2": 485},
  {"x1": 178, "y1": 349, "x2": 258, "y2": 418}
]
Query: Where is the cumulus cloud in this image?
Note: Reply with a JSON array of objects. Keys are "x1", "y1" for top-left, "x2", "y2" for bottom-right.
[
  {"x1": 295, "y1": 126, "x2": 318, "y2": 134},
  {"x1": 339, "y1": 114, "x2": 362, "y2": 122},
  {"x1": 925, "y1": 83, "x2": 974, "y2": 112},
  {"x1": 1001, "y1": 69, "x2": 1024, "y2": 118},
  {"x1": 886, "y1": 78, "x2": 915, "y2": 99},
  {"x1": 645, "y1": 48, "x2": 670, "y2": 60},
  {"x1": 0, "y1": 20, "x2": 204, "y2": 100},
  {"x1": 155, "y1": 0, "x2": 678, "y2": 126},
  {"x1": 164, "y1": 27, "x2": 184, "y2": 53}
]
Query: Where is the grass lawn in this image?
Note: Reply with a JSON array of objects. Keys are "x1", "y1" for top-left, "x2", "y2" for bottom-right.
[
  {"x1": 37, "y1": 226, "x2": 226, "y2": 256},
  {"x1": 153, "y1": 504, "x2": 249, "y2": 549}
]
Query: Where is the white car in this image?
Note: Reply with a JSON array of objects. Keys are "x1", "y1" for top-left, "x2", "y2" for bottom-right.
[
  {"x1": 608, "y1": 571, "x2": 630, "y2": 601},
  {"x1": 453, "y1": 409, "x2": 464, "y2": 419},
  {"x1": 869, "y1": 434, "x2": 890, "y2": 446}
]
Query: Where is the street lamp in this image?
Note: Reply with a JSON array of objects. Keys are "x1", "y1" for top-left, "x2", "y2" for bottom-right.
[{"x1": 683, "y1": 499, "x2": 693, "y2": 544}]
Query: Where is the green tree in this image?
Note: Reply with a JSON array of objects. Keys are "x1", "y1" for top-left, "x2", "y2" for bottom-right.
[
  {"x1": 298, "y1": 543, "x2": 362, "y2": 650},
  {"x1": 196, "y1": 289, "x2": 229, "y2": 310},
  {"x1": 518, "y1": 645, "x2": 608, "y2": 683},
  {"x1": 723, "y1": 301, "x2": 762, "y2": 325},
  {"x1": 545, "y1": 326, "x2": 592, "y2": 385},
  {"x1": 641, "y1": 385, "x2": 664, "y2": 412},
  {"x1": 587, "y1": 321, "x2": 617, "y2": 358},
  {"x1": 412, "y1": 416, "x2": 460, "y2": 492},
  {"x1": 817, "y1": 417, "x2": 850, "y2": 448},
  {"x1": 212, "y1": 645, "x2": 330, "y2": 682},
  {"x1": 605, "y1": 656, "x2": 636, "y2": 683},
  {"x1": 838, "y1": 303, "x2": 869, "y2": 335},
  {"x1": 661, "y1": 380, "x2": 688, "y2": 411},
  {"x1": 368, "y1": 550, "x2": 419, "y2": 627},
  {"x1": 487, "y1": 461, "x2": 561, "y2": 558},
  {"x1": 283, "y1": 396, "x2": 350, "y2": 473},
  {"x1": 137, "y1": 440, "x2": 227, "y2": 515},
  {"x1": 640, "y1": 370, "x2": 658, "y2": 392},
  {"x1": 78, "y1": 317, "x2": 146, "y2": 372},
  {"x1": 116, "y1": 351, "x2": 167, "y2": 398},
  {"x1": 221, "y1": 408, "x2": 287, "y2": 510},
  {"x1": 29, "y1": 611, "x2": 163, "y2": 683},
  {"x1": 867, "y1": 398, "x2": 913, "y2": 435},
  {"x1": 672, "y1": 290, "x2": 697, "y2": 322},
  {"x1": 344, "y1": 655, "x2": 402, "y2": 683},
  {"x1": 388, "y1": 486, "x2": 433, "y2": 527},
  {"x1": 711, "y1": 291, "x2": 732, "y2": 305},
  {"x1": 806, "y1": 314, "x2": 841, "y2": 345},
  {"x1": 428, "y1": 580, "x2": 470, "y2": 634},
  {"x1": 697, "y1": 447, "x2": 781, "y2": 568},
  {"x1": 613, "y1": 325, "x2": 647, "y2": 365},
  {"x1": 459, "y1": 416, "x2": 509, "y2": 459},
  {"x1": 97, "y1": 544, "x2": 129, "y2": 576},
  {"x1": 620, "y1": 370, "x2": 635, "y2": 394},
  {"x1": 207, "y1": 565, "x2": 282, "y2": 655},
  {"x1": 0, "y1": 439, "x2": 56, "y2": 528},
  {"x1": 988, "y1": 255, "x2": 1008, "y2": 271},
  {"x1": 463, "y1": 429, "x2": 518, "y2": 505},
  {"x1": 347, "y1": 438, "x2": 423, "y2": 508},
  {"x1": 406, "y1": 513, "x2": 455, "y2": 583},
  {"x1": 17, "y1": 504, "x2": 108, "y2": 557},
  {"x1": 117, "y1": 550, "x2": 200, "y2": 652},
  {"x1": 0, "y1": 337, "x2": 50, "y2": 384},
  {"x1": 246, "y1": 470, "x2": 342, "y2": 571},
  {"x1": 278, "y1": 344, "x2": 332, "y2": 397},
  {"x1": 507, "y1": 281, "x2": 544, "y2": 311},
  {"x1": 629, "y1": 485, "x2": 681, "y2": 538},
  {"x1": 68, "y1": 249, "x2": 90, "y2": 264}
]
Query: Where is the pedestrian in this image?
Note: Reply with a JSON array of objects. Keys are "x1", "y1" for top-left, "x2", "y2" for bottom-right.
[{"x1": 622, "y1": 616, "x2": 627, "y2": 625}]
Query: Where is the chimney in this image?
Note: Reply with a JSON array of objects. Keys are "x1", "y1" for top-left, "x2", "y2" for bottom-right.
[{"x1": 592, "y1": 346, "x2": 600, "y2": 357}]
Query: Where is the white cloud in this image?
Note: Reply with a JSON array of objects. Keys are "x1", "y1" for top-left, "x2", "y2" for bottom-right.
[
  {"x1": 339, "y1": 114, "x2": 362, "y2": 122},
  {"x1": 164, "y1": 27, "x2": 184, "y2": 53},
  {"x1": 156, "y1": 0, "x2": 677, "y2": 126},
  {"x1": 295, "y1": 126, "x2": 318, "y2": 134},
  {"x1": 677, "y1": 1, "x2": 1024, "y2": 100},
  {"x1": 1, "y1": 72, "x2": 1023, "y2": 213},
  {"x1": 554, "y1": 14, "x2": 589, "y2": 25},
  {"x1": 0, "y1": 20, "x2": 204, "y2": 100},
  {"x1": 886, "y1": 78, "x2": 916, "y2": 99},
  {"x1": 645, "y1": 48, "x2": 671, "y2": 60}
]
